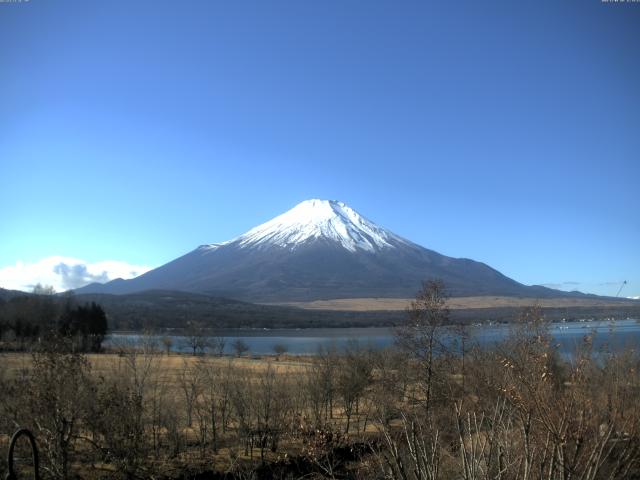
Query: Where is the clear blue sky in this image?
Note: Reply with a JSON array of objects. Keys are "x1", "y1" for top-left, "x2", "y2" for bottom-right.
[{"x1": 1, "y1": 0, "x2": 638, "y2": 297}]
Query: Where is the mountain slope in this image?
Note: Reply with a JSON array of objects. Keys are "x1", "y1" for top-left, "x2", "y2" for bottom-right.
[
  {"x1": 0, "y1": 287, "x2": 31, "y2": 302},
  {"x1": 75, "y1": 199, "x2": 587, "y2": 302}
]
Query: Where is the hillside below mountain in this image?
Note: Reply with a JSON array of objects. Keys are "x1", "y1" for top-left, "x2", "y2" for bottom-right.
[{"x1": 74, "y1": 290, "x2": 640, "y2": 329}]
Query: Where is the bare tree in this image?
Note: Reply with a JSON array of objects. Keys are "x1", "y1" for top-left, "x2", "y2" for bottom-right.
[
  {"x1": 232, "y1": 339, "x2": 250, "y2": 357},
  {"x1": 253, "y1": 363, "x2": 292, "y2": 461},
  {"x1": 311, "y1": 344, "x2": 338, "y2": 423},
  {"x1": 178, "y1": 359, "x2": 202, "y2": 428},
  {"x1": 228, "y1": 367, "x2": 254, "y2": 457},
  {"x1": 304, "y1": 361, "x2": 331, "y2": 427},
  {"x1": 147, "y1": 363, "x2": 171, "y2": 458},
  {"x1": 370, "y1": 348, "x2": 405, "y2": 428},
  {"x1": 272, "y1": 343, "x2": 287, "y2": 359},
  {"x1": 26, "y1": 341, "x2": 93, "y2": 480},
  {"x1": 88, "y1": 376, "x2": 149, "y2": 478},
  {"x1": 376, "y1": 413, "x2": 442, "y2": 480},
  {"x1": 32, "y1": 283, "x2": 56, "y2": 296},
  {"x1": 185, "y1": 321, "x2": 209, "y2": 355},
  {"x1": 86, "y1": 337, "x2": 161, "y2": 477},
  {"x1": 396, "y1": 279, "x2": 449, "y2": 415},
  {"x1": 336, "y1": 341, "x2": 372, "y2": 433},
  {"x1": 160, "y1": 335, "x2": 173, "y2": 355},
  {"x1": 210, "y1": 335, "x2": 226, "y2": 356},
  {"x1": 195, "y1": 357, "x2": 234, "y2": 453}
]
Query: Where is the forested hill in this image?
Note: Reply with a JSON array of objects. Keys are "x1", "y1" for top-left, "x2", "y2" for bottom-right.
[
  {"x1": 75, "y1": 290, "x2": 640, "y2": 330},
  {"x1": 0, "y1": 288, "x2": 30, "y2": 302},
  {"x1": 2, "y1": 288, "x2": 639, "y2": 331}
]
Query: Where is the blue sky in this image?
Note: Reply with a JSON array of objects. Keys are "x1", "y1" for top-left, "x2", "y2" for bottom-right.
[{"x1": 1, "y1": 0, "x2": 638, "y2": 297}]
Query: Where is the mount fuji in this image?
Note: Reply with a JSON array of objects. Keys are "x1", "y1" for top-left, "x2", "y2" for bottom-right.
[{"x1": 75, "y1": 199, "x2": 578, "y2": 302}]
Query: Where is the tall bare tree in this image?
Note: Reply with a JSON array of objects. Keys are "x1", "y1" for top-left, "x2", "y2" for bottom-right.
[{"x1": 397, "y1": 279, "x2": 449, "y2": 415}]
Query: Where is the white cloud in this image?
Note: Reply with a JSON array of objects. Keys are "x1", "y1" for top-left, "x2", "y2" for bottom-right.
[
  {"x1": 0, "y1": 256, "x2": 153, "y2": 293},
  {"x1": 628, "y1": 295, "x2": 640, "y2": 300}
]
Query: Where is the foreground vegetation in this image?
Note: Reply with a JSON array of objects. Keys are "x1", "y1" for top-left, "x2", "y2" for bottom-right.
[{"x1": 1, "y1": 282, "x2": 639, "y2": 479}]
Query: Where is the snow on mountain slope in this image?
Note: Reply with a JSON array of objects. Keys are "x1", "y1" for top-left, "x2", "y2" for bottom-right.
[{"x1": 224, "y1": 199, "x2": 410, "y2": 253}]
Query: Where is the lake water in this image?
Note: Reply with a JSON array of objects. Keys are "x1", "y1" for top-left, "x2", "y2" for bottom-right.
[{"x1": 106, "y1": 319, "x2": 640, "y2": 356}]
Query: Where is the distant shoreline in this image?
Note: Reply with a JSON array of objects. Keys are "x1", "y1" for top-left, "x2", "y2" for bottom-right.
[{"x1": 267, "y1": 295, "x2": 640, "y2": 312}]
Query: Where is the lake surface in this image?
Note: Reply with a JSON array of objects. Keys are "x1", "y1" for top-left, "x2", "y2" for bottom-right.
[{"x1": 106, "y1": 319, "x2": 640, "y2": 356}]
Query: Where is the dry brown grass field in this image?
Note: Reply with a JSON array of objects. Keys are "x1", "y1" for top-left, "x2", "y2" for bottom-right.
[
  {"x1": 0, "y1": 351, "x2": 312, "y2": 378},
  {"x1": 269, "y1": 295, "x2": 639, "y2": 311},
  {"x1": 0, "y1": 350, "x2": 382, "y2": 478}
]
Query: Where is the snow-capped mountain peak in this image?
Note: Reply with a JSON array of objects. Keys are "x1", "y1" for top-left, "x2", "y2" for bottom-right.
[
  {"x1": 75, "y1": 199, "x2": 576, "y2": 302},
  {"x1": 233, "y1": 199, "x2": 408, "y2": 252}
]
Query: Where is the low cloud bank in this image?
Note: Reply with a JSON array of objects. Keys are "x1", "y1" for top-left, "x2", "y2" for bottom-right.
[{"x1": 0, "y1": 256, "x2": 153, "y2": 293}]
